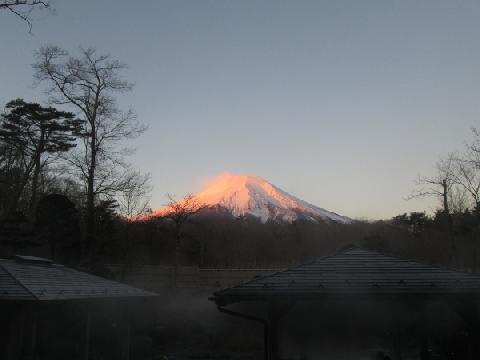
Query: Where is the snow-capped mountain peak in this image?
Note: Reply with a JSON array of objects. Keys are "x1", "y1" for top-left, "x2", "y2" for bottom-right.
[{"x1": 148, "y1": 173, "x2": 352, "y2": 224}]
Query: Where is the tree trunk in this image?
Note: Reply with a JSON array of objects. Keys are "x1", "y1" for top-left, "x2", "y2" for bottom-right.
[
  {"x1": 85, "y1": 122, "x2": 97, "y2": 257},
  {"x1": 442, "y1": 179, "x2": 449, "y2": 215},
  {"x1": 29, "y1": 153, "x2": 41, "y2": 217},
  {"x1": 29, "y1": 132, "x2": 45, "y2": 220},
  {"x1": 443, "y1": 179, "x2": 456, "y2": 264}
]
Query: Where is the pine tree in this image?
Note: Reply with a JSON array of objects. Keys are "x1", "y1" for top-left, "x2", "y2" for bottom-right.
[{"x1": 0, "y1": 99, "x2": 82, "y2": 219}]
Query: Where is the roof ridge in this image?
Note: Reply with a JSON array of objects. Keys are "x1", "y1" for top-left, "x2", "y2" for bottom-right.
[
  {"x1": 212, "y1": 247, "x2": 480, "y2": 306},
  {"x1": 318, "y1": 247, "x2": 480, "y2": 281},
  {"x1": 213, "y1": 249, "x2": 349, "y2": 295},
  {"x1": 0, "y1": 260, "x2": 38, "y2": 300},
  {"x1": 351, "y1": 247, "x2": 480, "y2": 277},
  {"x1": 214, "y1": 246, "x2": 480, "y2": 299}
]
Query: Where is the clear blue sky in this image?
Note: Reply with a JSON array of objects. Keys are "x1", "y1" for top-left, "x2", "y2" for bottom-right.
[{"x1": 1, "y1": 0, "x2": 479, "y2": 219}]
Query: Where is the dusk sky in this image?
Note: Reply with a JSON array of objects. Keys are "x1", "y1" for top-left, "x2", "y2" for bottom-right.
[{"x1": 2, "y1": 0, "x2": 479, "y2": 219}]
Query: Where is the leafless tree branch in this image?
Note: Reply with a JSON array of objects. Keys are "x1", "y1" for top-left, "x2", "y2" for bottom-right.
[
  {"x1": 1, "y1": 0, "x2": 51, "y2": 32},
  {"x1": 33, "y1": 45, "x2": 145, "y2": 253}
]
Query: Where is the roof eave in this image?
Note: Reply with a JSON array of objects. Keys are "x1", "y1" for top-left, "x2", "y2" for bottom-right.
[{"x1": 213, "y1": 289, "x2": 480, "y2": 306}]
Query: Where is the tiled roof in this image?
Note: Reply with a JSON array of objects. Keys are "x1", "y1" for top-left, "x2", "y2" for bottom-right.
[
  {"x1": 213, "y1": 247, "x2": 480, "y2": 304},
  {"x1": 0, "y1": 256, "x2": 157, "y2": 301}
]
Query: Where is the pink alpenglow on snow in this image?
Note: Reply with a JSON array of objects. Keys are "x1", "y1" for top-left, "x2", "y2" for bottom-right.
[{"x1": 147, "y1": 173, "x2": 352, "y2": 224}]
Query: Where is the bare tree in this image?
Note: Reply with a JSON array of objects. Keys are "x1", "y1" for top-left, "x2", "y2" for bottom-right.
[
  {"x1": 469, "y1": 128, "x2": 480, "y2": 155},
  {"x1": 409, "y1": 155, "x2": 458, "y2": 214},
  {"x1": 409, "y1": 155, "x2": 458, "y2": 262},
  {"x1": 163, "y1": 194, "x2": 206, "y2": 287},
  {"x1": 451, "y1": 156, "x2": 480, "y2": 209},
  {"x1": 33, "y1": 46, "x2": 146, "y2": 255},
  {"x1": 1, "y1": 0, "x2": 51, "y2": 32},
  {"x1": 114, "y1": 171, "x2": 151, "y2": 279},
  {"x1": 447, "y1": 184, "x2": 470, "y2": 214},
  {"x1": 117, "y1": 171, "x2": 152, "y2": 218},
  {"x1": 417, "y1": 130, "x2": 480, "y2": 212},
  {"x1": 454, "y1": 128, "x2": 480, "y2": 208}
]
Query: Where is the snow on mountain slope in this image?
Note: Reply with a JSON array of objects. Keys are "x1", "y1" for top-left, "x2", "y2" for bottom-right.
[{"x1": 147, "y1": 173, "x2": 352, "y2": 224}]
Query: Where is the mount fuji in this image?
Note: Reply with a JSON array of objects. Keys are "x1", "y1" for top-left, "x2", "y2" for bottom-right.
[{"x1": 147, "y1": 173, "x2": 352, "y2": 224}]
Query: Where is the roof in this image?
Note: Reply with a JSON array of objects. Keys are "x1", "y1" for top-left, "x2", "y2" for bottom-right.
[
  {"x1": 0, "y1": 256, "x2": 157, "y2": 301},
  {"x1": 213, "y1": 247, "x2": 480, "y2": 305}
]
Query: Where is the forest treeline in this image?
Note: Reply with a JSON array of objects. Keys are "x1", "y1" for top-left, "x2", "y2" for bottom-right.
[
  {"x1": 1, "y1": 45, "x2": 480, "y2": 274},
  {"x1": 109, "y1": 137, "x2": 480, "y2": 272},
  {"x1": 0, "y1": 46, "x2": 151, "y2": 268}
]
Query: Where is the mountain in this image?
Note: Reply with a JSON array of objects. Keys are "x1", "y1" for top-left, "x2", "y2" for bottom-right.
[{"x1": 146, "y1": 173, "x2": 352, "y2": 224}]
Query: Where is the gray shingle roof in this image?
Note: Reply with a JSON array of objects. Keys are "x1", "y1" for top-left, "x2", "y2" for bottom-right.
[
  {"x1": 213, "y1": 247, "x2": 480, "y2": 304},
  {"x1": 0, "y1": 256, "x2": 157, "y2": 301}
]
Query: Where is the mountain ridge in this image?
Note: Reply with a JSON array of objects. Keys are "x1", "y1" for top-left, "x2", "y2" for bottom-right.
[{"x1": 145, "y1": 173, "x2": 352, "y2": 224}]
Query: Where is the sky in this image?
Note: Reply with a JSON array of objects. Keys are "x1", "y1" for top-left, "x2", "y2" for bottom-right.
[{"x1": 1, "y1": 0, "x2": 480, "y2": 220}]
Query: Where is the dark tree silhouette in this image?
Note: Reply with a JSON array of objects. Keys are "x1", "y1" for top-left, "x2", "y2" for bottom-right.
[
  {"x1": 452, "y1": 128, "x2": 480, "y2": 208},
  {"x1": 409, "y1": 156, "x2": 458, "y2": 261},
  {"x1": 0, "y1": 99, "x2": 81, "y2": 221},
  {"x1": 0, "y1": 142, "x2": 24, "y2": 224},
  {"x1": 33, "y1": 46, "x2": 145, "y2": 256},
  {"x1": 163, "y1": 194, "x2": 206, "y2": 286},
  {"x1": 392, "y1": 212, "x2": 428, "y2": 237},
  {"x1": 0, "y1": 210, "x2": 39, "y2": 254},
  {"x1": 0, "y1": 0, "x2": 51, "y2": 31},
  {"x1": 35, "y1": 194, "x2": 80, "y2": 261},
  {"x1": 117, "y1": 171, "x2": 152, "y2": 218}
]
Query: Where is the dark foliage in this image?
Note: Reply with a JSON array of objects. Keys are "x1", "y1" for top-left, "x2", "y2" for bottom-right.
[
  {"x1": 0, "y1": 99, "x2": 81, "y2": 223},
  {"x1": 35, "y1": 194, "x2": 81, "y2": 262},
  {"x1": 98, "y1": 208, "x2": 480, "y2": 273}
]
